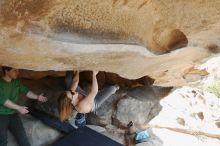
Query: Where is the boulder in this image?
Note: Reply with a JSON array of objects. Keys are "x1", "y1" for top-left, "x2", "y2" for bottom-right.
[
  {"x1": 1, "y1": 0, "x2": 219, "y2": 86},
  {"x1": 113, "y1": 86, "x2": 171, "y2": 128},
  {"x1": 114, "y1": 96, "x2": 160, "y2": 128},
  {"x1": 8, "y1": 115, "x2": 62, "y2": 146}
]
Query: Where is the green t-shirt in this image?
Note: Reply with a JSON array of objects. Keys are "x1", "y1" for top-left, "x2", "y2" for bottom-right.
[{"x1": 0, "y1": 78, "x2": 29, "y2": 115}]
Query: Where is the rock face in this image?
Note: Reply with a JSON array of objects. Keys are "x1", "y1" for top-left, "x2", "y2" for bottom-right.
[
  {"x1": 0, "y1": 0, "x2": 219, "y2": 86},
  {"x1": 114, "y1": 97, "x2": 158, "y2": 127},
  {"x1": 150, "y1": 86, "x2": 220, "y2": 135},
  {"x1": 113, "y1": 85, "x2": 168, "y2": 127},
  {"x1": 134, "y1": 86, "x2": 220, "y2": 146}
]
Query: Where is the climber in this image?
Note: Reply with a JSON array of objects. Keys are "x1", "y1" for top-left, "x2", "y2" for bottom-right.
[
  {"x1": 57, "y1": 70, "x2": 119, "y2": 128},
  {"x1": 0, "y1": 66, "x2": 48, "y2": 146}
]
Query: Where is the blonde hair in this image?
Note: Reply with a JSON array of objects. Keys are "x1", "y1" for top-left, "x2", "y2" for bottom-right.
[{"x1": 58, "y1": 92, "x2": 73, "y2": 122}]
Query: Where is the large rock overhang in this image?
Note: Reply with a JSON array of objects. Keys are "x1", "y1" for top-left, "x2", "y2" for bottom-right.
[{"x1": 1, "y1": 0, "x2": 219, "y2": 86}]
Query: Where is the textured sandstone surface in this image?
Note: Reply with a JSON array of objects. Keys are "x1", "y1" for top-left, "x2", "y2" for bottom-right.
[{"x1": 1, "y1": 0, "x2": 220, "y2": 86}]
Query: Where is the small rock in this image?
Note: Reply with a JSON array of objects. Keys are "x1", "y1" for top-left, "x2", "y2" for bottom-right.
[
  {"x1": 215, "y1": 121, "x2": 220, "y2": 128},
  {"x1": 176, "y1": 117, "x2": 185, "y2": 126}
]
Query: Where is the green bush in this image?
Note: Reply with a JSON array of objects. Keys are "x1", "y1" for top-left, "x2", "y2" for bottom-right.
[{"x1": 207, "y1": 82, "x2": 220, "y2": 98}]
